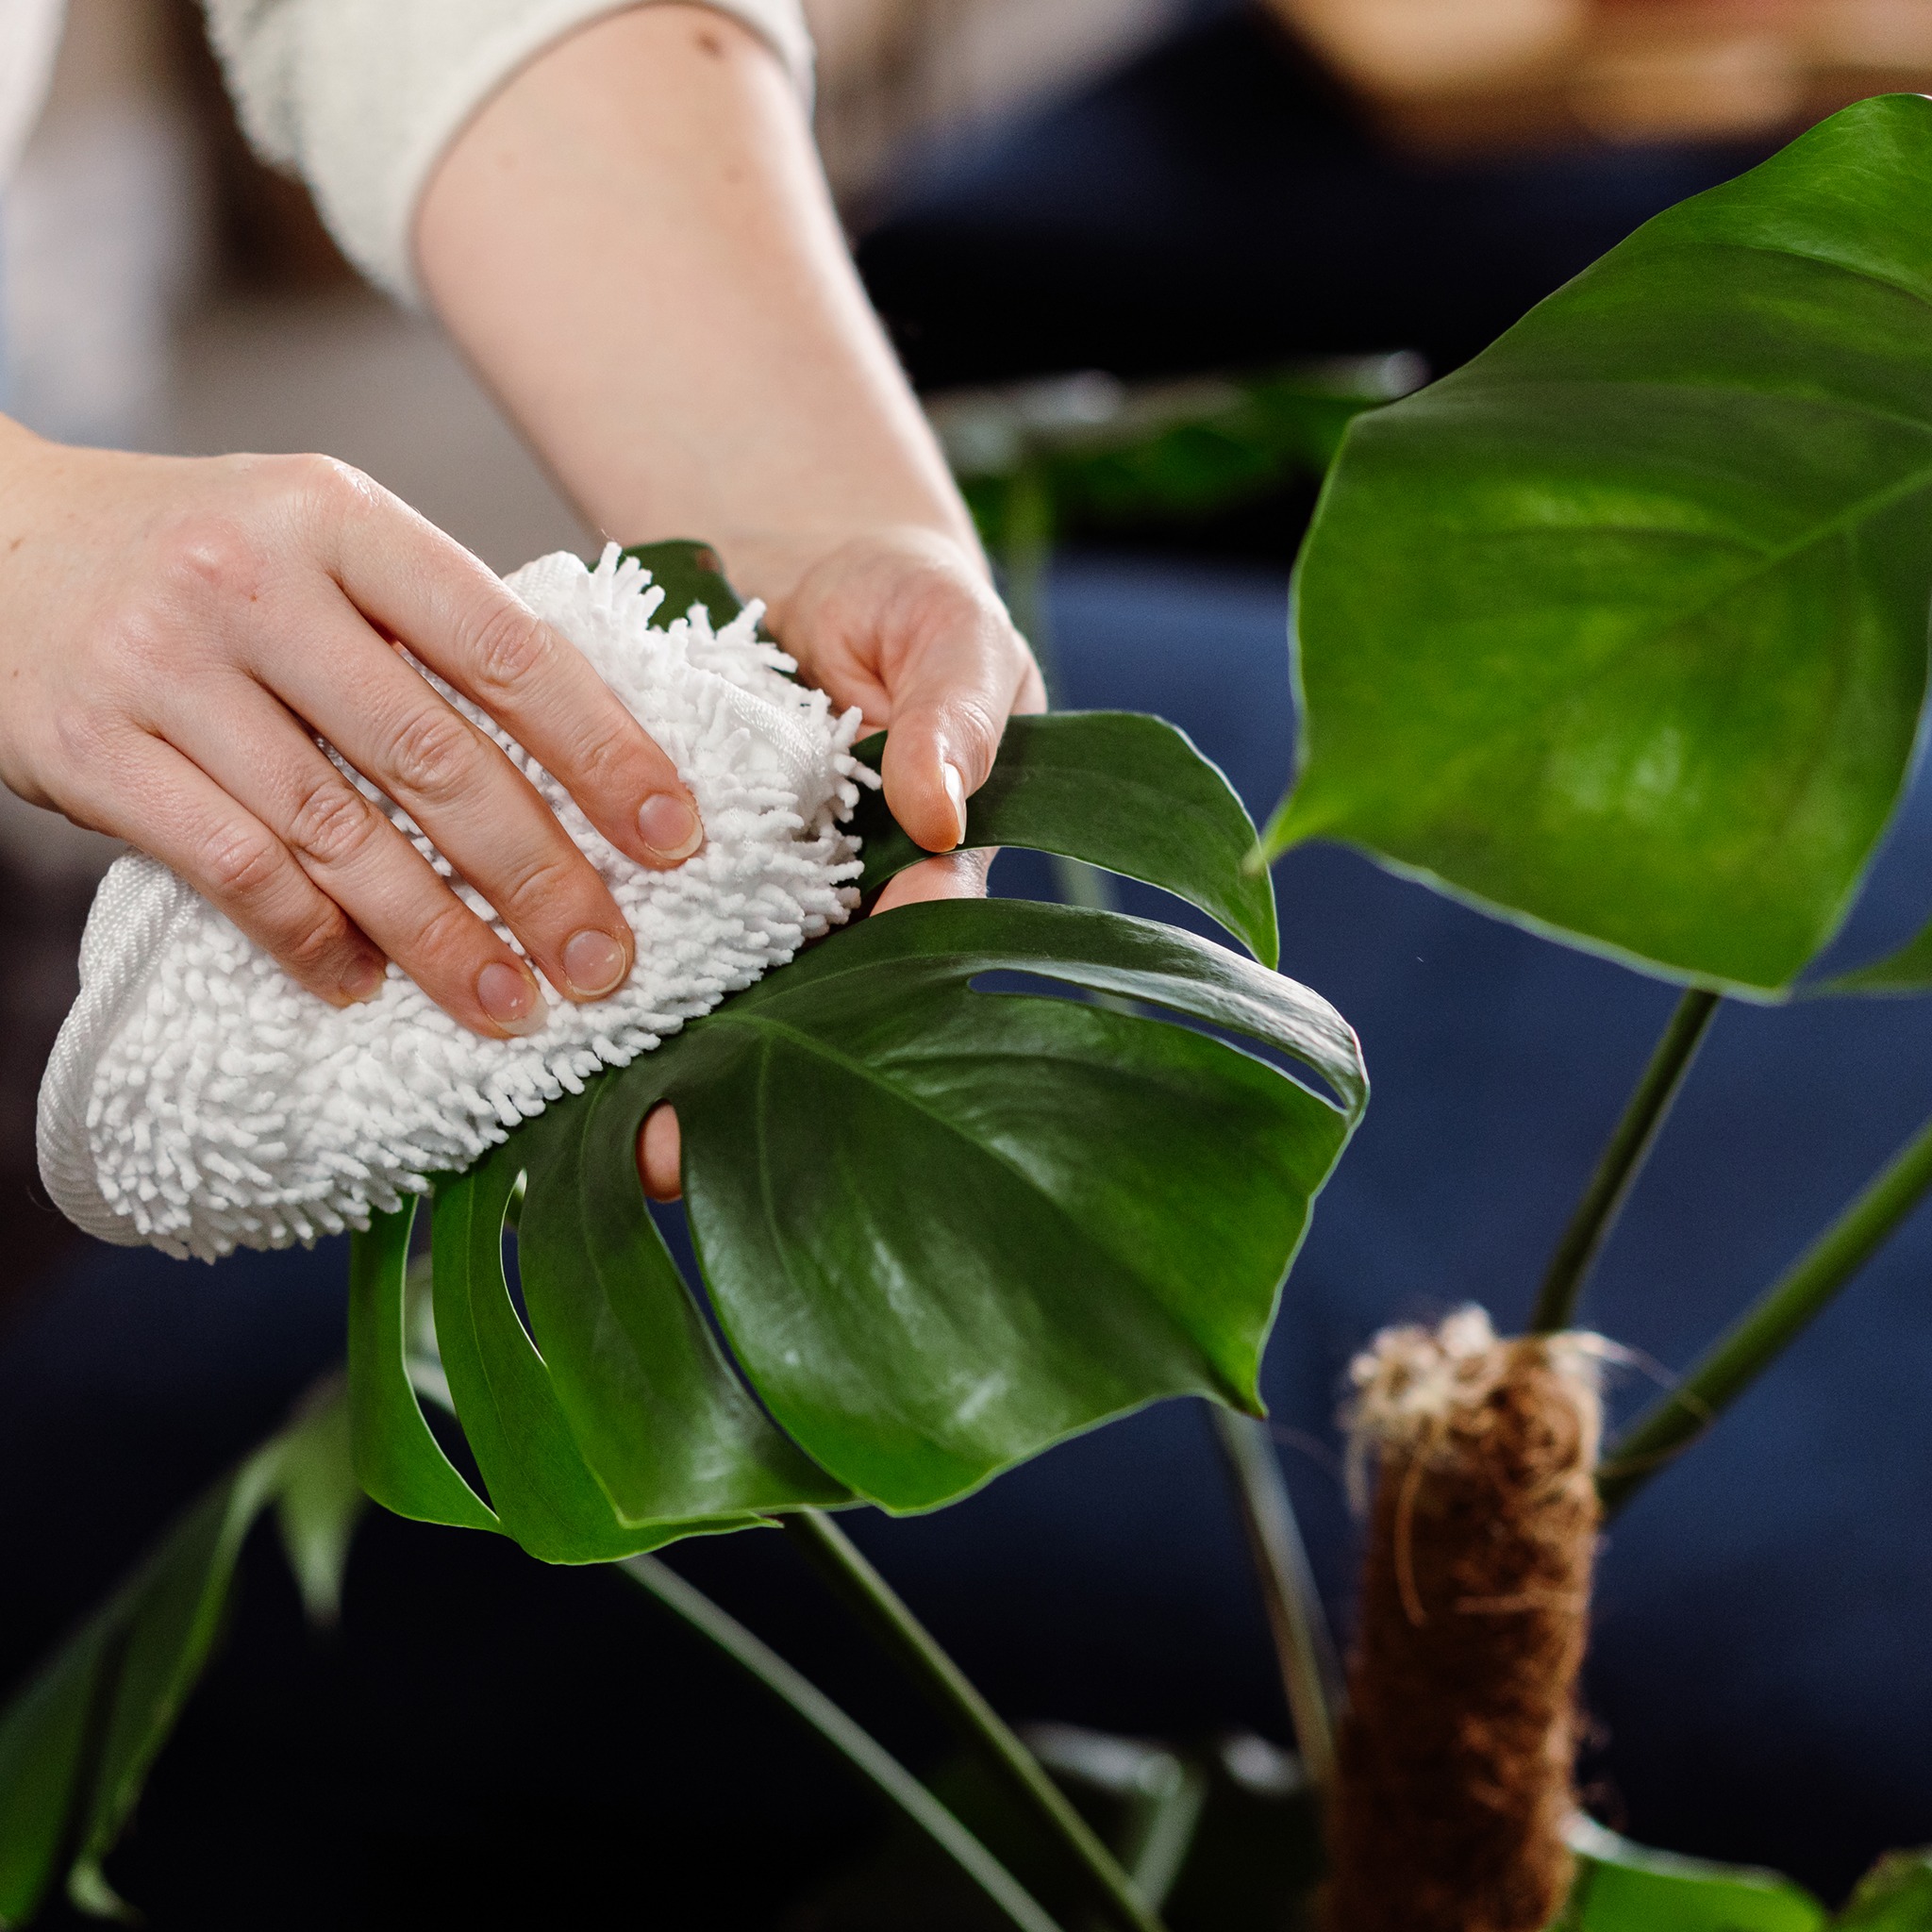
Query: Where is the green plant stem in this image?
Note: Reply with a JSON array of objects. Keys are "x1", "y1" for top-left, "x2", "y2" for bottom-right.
[
  {"x1": 1598, "y1": 1108, "x2": 1932, "y2": 1514},
  {"x1": 621, "y1": 1554, "x2": 1068, "y2": 1932},
  {"x1": 780, "y1": 1511, "x2": 1167, "y2": 1932},
  {"x1": 1531, "y1": 989, "x2": 1722, "y2": 1333},
  {"x1": 1209, "y1": 1409, "x2": 1341, "y2": 1796}
]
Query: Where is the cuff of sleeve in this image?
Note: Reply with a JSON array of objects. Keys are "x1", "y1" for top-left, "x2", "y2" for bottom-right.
[{"x1": 281, "y1": 0, "x2": 815, "y2": 308}]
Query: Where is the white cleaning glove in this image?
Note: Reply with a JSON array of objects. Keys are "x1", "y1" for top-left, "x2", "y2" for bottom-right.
[{"x1": 38, "y1": 544, "x2": 870, "y2": 1260}]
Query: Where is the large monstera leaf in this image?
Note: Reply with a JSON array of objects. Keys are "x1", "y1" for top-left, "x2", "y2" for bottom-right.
[
  {"x1": 352, "y1": 899, "x2": 1363, "y2": 1561},
  {"x1": 1267, "y1": 94, "x2": 1932, "y2": 995},
  {"x1": 348, "y1": 547, "x2": 1363, "y2": 1564}
]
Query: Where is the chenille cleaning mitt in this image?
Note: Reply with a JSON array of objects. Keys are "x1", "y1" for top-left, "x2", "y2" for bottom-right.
[{"x1": 37, "y1": 544, "x2": 870, "y2": 1261}]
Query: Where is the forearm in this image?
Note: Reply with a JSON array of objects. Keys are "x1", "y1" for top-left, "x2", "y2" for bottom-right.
[{"x1": 413, "y1": 5, "x2": 978, "y2": 620}]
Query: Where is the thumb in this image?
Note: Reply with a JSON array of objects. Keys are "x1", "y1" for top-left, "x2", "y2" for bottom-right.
[{"x1": 879, "y1": 621, "x2": 1044, "y2": 855}]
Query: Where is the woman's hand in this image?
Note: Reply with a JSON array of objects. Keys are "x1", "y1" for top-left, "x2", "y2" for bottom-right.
[
  {"x1": 761, "y1": 525, "x2": 1046, "y2": 911},
  {"x1": 634, "y1": 525, "x2": 1043, "y2": 1200},
  {"x1": 0, "y1": 425, "x2": 704, "y2": 1038}
]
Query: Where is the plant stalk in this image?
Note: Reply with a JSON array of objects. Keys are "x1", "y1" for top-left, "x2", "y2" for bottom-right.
[
  {"x1": 1530, "y1": 989, "x2": 1721, "y2": 1333},
  {"x1": 1209, "y1": 1408, "x2": 1341, "y2": 1796},
  {"x1": 1598, "y1": 1108, "x2": 1932, "y2": 1514},
  {"x1": 780, "y1": 1510, "x2": 1167, "y2": 1932},
  {"x1": 621, "y1": 1554, "x2": 1069, "y2": 1932}
]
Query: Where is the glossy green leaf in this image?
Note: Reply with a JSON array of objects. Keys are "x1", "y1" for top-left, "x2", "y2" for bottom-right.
[
  {"x1": 1272, "y1": 94, "x2": 1932, "y2": 993},
  {"x1": 391, "y1": 897, "x2": 1359, "y2": 1540},
  {"x1": 1837, "y1": 1851, "x2": 1932, "y2": 1927},
  {"x1": 1558, "y1": 1821, "x2": 1825, "y2": 1930},
  {"x1": 682, "y1": 976, "x2": 1312, "y2": 1511},
  {"x1": 0, "y1": 1382, "x2": 353, "y2": 1925},
  {"x1": 850, "y1": 713, "x2": 1280, "y2": 968}
]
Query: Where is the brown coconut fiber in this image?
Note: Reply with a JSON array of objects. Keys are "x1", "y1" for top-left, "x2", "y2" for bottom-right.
[{"x1": 1322, "y1": 1307, "x2": 1604, "y2": 1932}]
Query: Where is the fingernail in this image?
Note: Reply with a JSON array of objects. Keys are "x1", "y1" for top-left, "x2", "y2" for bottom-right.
[
  {"x1": 942, "y1": 762, "x2": 969, "y2": 846},
  {"x1": 562, "y1": 927, "x2": 628, "y2": 999},
  {"x1": 477, "y1": 959, "x2": 547, "y2": 1036},
  {"x1": 639, "y1": 791, "x2": 703, "y2": 861},
  {"x1": 341, "y1": 955, "x2": 387, "y2": 1003}
]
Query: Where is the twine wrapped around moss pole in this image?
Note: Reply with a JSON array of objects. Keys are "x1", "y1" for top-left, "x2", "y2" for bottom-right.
[{"x1": 1322, "y1": 1307, "x2": 1605, "y2": 1932}]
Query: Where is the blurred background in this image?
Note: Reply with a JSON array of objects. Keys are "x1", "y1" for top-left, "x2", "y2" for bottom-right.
[{"x1": 7, "y1": 1, "x2": 1932, "y2": 1923}]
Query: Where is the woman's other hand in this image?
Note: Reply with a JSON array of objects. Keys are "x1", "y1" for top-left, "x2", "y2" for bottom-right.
[{"x1": 0, "y1": 425, "x2": 703, "y2": 1037}]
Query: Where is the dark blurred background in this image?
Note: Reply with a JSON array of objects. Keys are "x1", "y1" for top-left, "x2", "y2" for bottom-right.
[{"x1": 6, "y1": 0, "x2": 1932, "y2": 1922}]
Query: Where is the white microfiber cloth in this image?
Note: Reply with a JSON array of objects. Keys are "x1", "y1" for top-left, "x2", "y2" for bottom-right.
[{"x1": 38, "y1": 543, "x2": 872, "y2": 1261}]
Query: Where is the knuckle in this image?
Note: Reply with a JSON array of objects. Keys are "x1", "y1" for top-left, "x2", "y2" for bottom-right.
[
  {"x1": 464, "y1": 597, "x2": 554, "y2": 701},
  {"x1": 285, "y1": 772, "x2": 381, "y2": 871},
  {"x1": 493, "y1": 851, "x2": 584, "y2": 928},
  {"x1": 148, "y1": 511, "x2": 265, "y2": 608},
  {"x1": 199, "y1": 821, "x2": 288, "y2": 903},
  {"x1": 50, "y1": 705, "x2": 115, "y2": 775},
  {"x1": 947, "y1": 694, "x2": 1007, "y2": 774},
  {"x1": 278, "y1": 901, "x2": 357, "y2": 976},
  {"x1": 285, "y1": 451, "x2": 375, "y2": 515},
  {"x1": 409, "y1": 895, "x2": 485, "y2": 969},
  {"x1": 387, "y1": 703, "x2": 481, "y2": 804},
  {"x1": 569, "y1": 721, "x2": 651, "y2": 797}
]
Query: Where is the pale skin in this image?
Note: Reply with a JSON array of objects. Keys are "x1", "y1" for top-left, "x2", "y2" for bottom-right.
[{"x1": 0, "y1": 6, "x2": 1041, "y2": 1203}]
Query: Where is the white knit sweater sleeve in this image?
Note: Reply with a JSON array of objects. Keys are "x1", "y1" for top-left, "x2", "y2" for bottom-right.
[{"x1": 198, "y1": 0, "x2": 813, "y2": 304}]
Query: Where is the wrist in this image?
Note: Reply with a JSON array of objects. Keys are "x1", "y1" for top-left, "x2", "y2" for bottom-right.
[{"x1": 710, "y1": 521, "x2": 990, "y2": 630}]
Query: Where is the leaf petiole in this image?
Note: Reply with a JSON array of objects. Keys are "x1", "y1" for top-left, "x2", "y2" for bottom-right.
[
  {"x1": 779, "y1": 1511, "x2": 1169, "y2": 1932},
  {"x1": 1599, "y1": 1107, "x2": 1932, "y2": 1513},
  {"x1": 1531, "y1": 989, "x2": 1721, "y2": 1335},
  {"x1": 620, "y1": 1553, "x2": 1068, "y2": 1932}
]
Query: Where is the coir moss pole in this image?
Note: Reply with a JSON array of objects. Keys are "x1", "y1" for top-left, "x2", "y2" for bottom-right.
[{"x1": 1323, "y1": 1311, "x2": 1603, "y2": 1932}]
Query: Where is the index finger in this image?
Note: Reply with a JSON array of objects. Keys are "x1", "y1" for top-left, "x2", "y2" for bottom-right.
[{"x1": 317, "y1": 465, "x2": 704, "y2": 868}]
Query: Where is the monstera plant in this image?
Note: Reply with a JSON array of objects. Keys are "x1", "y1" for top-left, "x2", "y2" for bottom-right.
[
  {"x1": 0, "y1": 541, "x2": 1362, "y2": 1931},
  {"x1": 13, "y1": 87, "x2": 1932, "y2": 1932}
]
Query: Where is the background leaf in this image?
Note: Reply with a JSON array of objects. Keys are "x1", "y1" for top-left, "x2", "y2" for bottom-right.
[
  {"x1": 1836, "y1": 1851, "x2": 1932, "y2": 1928},
  {"x1": 1811, "y1": 923, "x2": 1932, "y2": 998},
  {"x1": 1272, "y1": 94, "x2": 1932, "y2": 993},
  {"x1": 273, "y1": 1377, "x2": 365, "y2": 1626},
  {"x1": 1560, "y1": 1820, "x2": 1826, "y2": 1930},
  {"x1": 0, "y1": 1381, "x2": 350, "y2": 1925},
  {"x1": 850, "y1": 713, "x2": 1280, "y2": 967}
]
